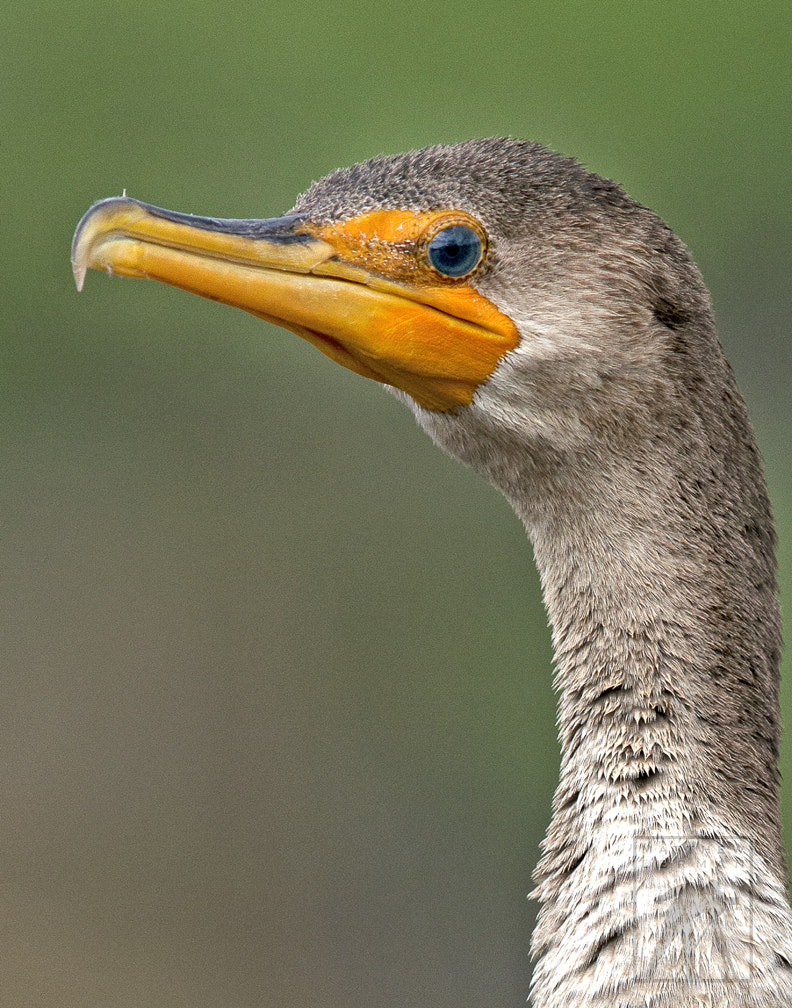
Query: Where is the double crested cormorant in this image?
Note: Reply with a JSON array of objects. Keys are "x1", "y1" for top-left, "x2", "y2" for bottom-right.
[{"x1": 72, "y1": 138, "x2": 792, "y2": 1006}]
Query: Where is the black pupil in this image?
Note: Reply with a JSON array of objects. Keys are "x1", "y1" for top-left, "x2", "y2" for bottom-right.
[{"x1": 427, "y1": 225, "x2": 482, "y2": 277}]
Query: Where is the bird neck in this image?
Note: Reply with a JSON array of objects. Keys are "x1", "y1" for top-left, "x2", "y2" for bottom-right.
[
  {"x1": 522, "y1": 460, "x2": 792, "y2": 1006},
  {"x1": 412, "y1": 316, "x2": 792, "y2": 1002}
]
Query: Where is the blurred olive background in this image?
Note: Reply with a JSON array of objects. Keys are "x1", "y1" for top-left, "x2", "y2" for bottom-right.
[{"x1": 3, "y1": 2, "x2": 791, "y2": 1006}]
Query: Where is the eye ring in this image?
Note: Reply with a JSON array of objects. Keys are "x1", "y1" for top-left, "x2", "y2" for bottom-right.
[{"x1": 421, "y1": 216, "x2": 487, "y2": 280}]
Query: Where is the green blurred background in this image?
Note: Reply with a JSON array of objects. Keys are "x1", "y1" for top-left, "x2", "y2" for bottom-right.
[{"x1": 4, "y1": 1, "x2": 791, "y2": 1005}]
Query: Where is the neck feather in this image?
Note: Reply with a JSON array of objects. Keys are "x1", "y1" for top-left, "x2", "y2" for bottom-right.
[
  {"x1": 410, "y1": 308, "x2": 792, "y2": 1004},
  {"x1": 524, "y1": 444, "x2": 792, "y2": 1005}
]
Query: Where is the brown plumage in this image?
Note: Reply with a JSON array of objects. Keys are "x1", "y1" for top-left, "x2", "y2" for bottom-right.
[{"x1": 73, "y1": 138, "x2": 792, "y2": 1006}]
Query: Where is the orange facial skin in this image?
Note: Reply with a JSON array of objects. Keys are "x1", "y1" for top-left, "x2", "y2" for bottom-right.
[{"x1": 72, "y1": 198, "x2": 519, "y2": 411}]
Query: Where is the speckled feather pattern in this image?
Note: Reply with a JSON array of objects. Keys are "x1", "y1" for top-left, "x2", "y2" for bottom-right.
[{"x1": 295, "y1": 139, "x2": 792, "y2": 1005}]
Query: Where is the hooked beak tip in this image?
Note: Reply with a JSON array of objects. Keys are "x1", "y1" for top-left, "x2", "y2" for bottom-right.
[{"x1": 72, "y1": 260, "x2": 87, "y2": 292}]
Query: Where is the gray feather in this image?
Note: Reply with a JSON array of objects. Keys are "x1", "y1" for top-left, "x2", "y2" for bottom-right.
[{"x1": 296, "y1": 138, "x2": 792, "y2": 1006}]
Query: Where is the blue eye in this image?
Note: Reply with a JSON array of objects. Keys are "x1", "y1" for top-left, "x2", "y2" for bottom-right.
[{"x1": 426, "y1": 224, "x2": 484, "y2": 278}]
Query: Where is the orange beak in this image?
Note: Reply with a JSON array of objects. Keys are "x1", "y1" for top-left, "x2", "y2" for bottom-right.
[{"x1": 72, "y1": 196, "x2": 519, "y2": 411}]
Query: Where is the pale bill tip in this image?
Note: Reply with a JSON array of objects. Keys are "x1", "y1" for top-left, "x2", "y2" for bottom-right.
[{"x1": 72, "y1": 259, "x2": 87, "y2": 292}]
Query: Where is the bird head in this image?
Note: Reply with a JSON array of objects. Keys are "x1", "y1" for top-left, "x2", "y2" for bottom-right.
[{"x1": 72, "y1": 138, "x2": 715, "y2": 512}]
